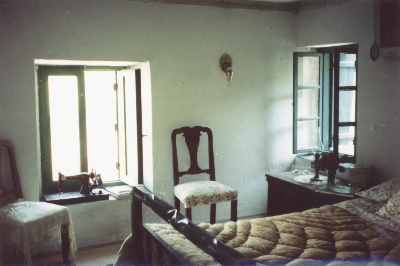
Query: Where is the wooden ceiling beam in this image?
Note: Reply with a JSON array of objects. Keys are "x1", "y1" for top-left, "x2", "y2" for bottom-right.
[{"x1": 129, "y1": 0, "x2": 355, "y2": 13}]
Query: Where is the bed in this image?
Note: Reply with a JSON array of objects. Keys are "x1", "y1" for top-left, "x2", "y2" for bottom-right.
[{"x1": 114, "y1": 180, "x2": 400, "y2": 265}]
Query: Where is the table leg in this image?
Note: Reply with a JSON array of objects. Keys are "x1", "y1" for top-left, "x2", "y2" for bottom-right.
[{"x1": 61, "y1": 223, "x2": 70, "y2": 264}]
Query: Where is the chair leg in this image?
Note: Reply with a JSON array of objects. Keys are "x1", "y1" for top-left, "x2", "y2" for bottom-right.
[
  {"x1": 231, "y1": 200, "x2": 238, "y2": 222},
  {"x1": 61, "y1": 223, "x2": 70, "y2": 265},
  {"x1": 185, "y1": 208, "x2": 192, "y2": 221},
  {"x1": 210, "y1": 204, "x2": 216, "y2": 224},
  {"x1": 174, "y1": 196, "x2": 180, "y2": 213}
]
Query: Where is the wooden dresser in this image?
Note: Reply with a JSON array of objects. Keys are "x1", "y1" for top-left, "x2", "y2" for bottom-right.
[{"x1": 266, "y1": 172, "x2": 361, "y2": 216}]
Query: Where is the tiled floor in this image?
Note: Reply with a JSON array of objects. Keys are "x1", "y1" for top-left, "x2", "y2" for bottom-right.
[{"x1": 33, "y1": 242, "x2": 122, "y2": 266}]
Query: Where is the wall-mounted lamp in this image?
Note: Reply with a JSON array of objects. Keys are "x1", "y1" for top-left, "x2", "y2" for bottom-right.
[{"x1": 219, "y1": 53, "x2": 233, "y2": 82}]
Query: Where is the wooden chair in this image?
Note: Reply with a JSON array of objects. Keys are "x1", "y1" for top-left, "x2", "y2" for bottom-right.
[
  {"x1": 172, "y1": 126, "x2": 238, "y2": 224},
  {"x1": 0, "y1": 140, "x2": 76, "y2": 265}
]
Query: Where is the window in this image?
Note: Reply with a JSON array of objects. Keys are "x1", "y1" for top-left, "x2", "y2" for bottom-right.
[
  {"x1": 37, "y1": 62, "x2": 150, "y2": 193},
  {"x1": 293, "y1": 45, "x2": 357, "y2": 163}
]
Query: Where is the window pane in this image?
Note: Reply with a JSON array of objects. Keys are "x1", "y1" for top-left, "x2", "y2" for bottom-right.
[
  {"x1": 48, "y1": 76, "x2": 80, "y2": 181},
  {"x1": 85, "y1": 71, "x2": 119, "y2": 182},
  {"x1": 297, "y1": 120, "x2": 319, "y2": 150},
  {"x1": 298, "y1": 88, "x2": 319, "y2": 118},
  {"x1": 298, "y1": 56, "x2": 320, "y2": 86},
  {"x1": 338, "y1": 126, "x2": 355, "y2": 156},
  {"x1": 339, "y1": 90, "x2": 356, "y2": 123},
  {"x1": 339, "y1": 53, "x2": 356, "y2": 86}
]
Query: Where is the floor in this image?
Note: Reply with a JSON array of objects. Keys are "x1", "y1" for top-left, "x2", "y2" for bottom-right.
[
  {"x1": 32, "y1": 242, "x2": 123, "y2": 266},
  {"x1": 31, "y1": 214, "x2": 266, "y2": 266}
]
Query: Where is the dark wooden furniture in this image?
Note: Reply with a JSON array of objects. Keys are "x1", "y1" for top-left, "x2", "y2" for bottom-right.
[
  {"x1": 43, "y1": 171, "x2": 109, "y2": 205},
  {"x1": 0, "y1": 140, "x2": 72, "y2": 264},
  {"x1": 171, "y1": 126, "x2": 237, "y2": 224},
  {"x1": 373, "y1": 0, "x2": 400, "y2": 58},
  {"x1": 131, "y1": 185, "x2": 254, "y2": 266},
  {"x1": 266, "y1": 172, "x2": 361, "y2": 216}
]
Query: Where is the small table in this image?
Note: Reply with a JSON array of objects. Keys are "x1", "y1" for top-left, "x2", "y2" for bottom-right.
[
  {"x1": 0, "y1": 201, "x2": 77, "y2": 264},
  {"x1": 265, "y1": 172, "x2": 362, "y2": 216}
]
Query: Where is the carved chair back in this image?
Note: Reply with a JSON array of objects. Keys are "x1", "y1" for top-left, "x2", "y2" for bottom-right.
[
  {"x1": 171, "y1": 126, "x2": 215, "y2": 186},
  {"x1": 0, "y1": 140, "x2": 23, "y2": 201}
]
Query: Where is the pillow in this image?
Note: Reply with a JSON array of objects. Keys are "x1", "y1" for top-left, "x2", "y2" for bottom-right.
[
  {"x1": 376, "y1": 190, "x2": 400, "y2": 222},
  {"x1": 356, "y1": 178, "x2": 400, "y2": 201}
]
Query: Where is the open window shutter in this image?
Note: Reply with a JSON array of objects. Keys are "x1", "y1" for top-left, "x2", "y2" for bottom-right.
[
  {"x1": 117, "y1": 69, "x2": 138, "y2": 186},
  {"x1": 293, "y1": 52, "x2": 323, "y2": 154},
  {"x1": 119, "y1": 63, "x2": 153, "y2": 189}
]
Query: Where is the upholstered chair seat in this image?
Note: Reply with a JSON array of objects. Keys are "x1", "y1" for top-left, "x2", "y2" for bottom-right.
[{"x1": 174, "y1": 181, "x2": 238, "y2": 208}]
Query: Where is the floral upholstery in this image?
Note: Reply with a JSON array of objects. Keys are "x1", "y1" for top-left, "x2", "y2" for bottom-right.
[
  {"x1": 356, "y1": 178, "x2": 400, "y2": 201},
  {"x1": 377, "y1": 190, "x2": 400, "y2": 223},
  {"x1": 336, "y1": 197, "x2": 400, "y2": 233},
  {"x1": 174, "y1": 181, "x2": 238, "y2": 208}
]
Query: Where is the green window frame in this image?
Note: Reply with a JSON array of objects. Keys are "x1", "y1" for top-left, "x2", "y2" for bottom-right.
[
  {"x1": 293, "y1": 45, "x2": 358, "y2": 163},
  {"x1": 38, "y1": 65, "x2": 144, "y2": 193}
]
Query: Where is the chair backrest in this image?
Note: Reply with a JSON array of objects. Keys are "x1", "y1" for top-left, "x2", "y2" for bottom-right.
[
  {"x1": 171, "y1": 126, "x2": 215, "y2": 186},
  {"x1": 0, "y1": 140, "x2": 23, "y2": 201}
]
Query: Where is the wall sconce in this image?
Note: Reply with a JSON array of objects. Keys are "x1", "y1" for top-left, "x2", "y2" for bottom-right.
[{"x1": 219, "y1": 53, "x2": 233, "y2": 82}]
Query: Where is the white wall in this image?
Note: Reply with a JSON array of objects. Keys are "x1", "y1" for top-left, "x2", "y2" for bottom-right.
[
  {"x1": 3, "y1": 0, "x2": 398, "y2": 250},
  {"x1": 297, "y1": 0, "x2": 400, "y2": 184},
  {"x1": 0, "y1": 0, "x2": 296, "y2": 247}
]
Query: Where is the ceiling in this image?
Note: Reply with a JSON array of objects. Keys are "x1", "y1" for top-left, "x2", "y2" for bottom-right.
[{"x1": 131, "y1": 0, "x2": 352, "y2": 13}]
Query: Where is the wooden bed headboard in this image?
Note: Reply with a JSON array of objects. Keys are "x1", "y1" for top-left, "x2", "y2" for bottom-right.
[{"x1": 131, "y1": 185, "x2": 254, "y2": 265}]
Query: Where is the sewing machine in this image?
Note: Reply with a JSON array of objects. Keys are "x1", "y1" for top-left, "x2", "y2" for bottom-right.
[
  {"x1": 58, "y1": 171, "x2": 103, "y2": 195},
  {"x1": 43, "y1": 171, "x2": 109, "y2": 205}
]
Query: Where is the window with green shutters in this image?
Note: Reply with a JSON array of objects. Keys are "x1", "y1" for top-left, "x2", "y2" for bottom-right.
[
  {"x1": 293, "y1": 45, "x2": 357, "y2": 163},
  {"x1": 38, "y1": 65, "x2": 145, "y2": 193}
]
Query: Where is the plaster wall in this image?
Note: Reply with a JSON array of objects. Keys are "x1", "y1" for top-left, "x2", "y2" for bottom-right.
[
  {"x1": 297, "y1": 0, "x2": 400, "y2": 184},
  {"x1": 0, "y1": 0, "x2": 296, "y2": 247}
]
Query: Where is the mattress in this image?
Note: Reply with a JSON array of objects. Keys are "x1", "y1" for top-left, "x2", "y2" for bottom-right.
[{"x1": 115, "y1": 200, "x2": 400, "y2": 265}]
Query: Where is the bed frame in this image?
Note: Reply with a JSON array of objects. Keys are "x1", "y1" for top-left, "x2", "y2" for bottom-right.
[{"x1": 131, "y1": 185, "x2": 254, "y2": 265}]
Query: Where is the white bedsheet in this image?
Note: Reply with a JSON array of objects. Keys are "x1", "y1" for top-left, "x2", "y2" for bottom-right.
[{"x1": 335, "y1": 197, "x2": 400, "y2": 234}]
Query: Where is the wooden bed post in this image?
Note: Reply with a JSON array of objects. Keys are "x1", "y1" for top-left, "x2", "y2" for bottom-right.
[
  {"x1": 131, "y1": 185, "x2": 254, "y2": 266},
  {"x1": 131, "y1": 189, "x2": 144, "y2": 264},
  {"x1": 231, "y1": 200, "x2": 238, "y2": 222}
]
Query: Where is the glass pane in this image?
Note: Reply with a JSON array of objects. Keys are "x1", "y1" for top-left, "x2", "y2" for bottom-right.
[
  {"x1": 339, "y1": 90, "x2": 356, "y2": 123},
  {"x1": 339, "y1": 53, "x2": 356, "y2": 86},
  {"x1": 338, "y1": 126, "x2": 355, "y2": 156},
  {"x1": 298, "y1": 56, "x2": 320, "y2": 86},
  {"x1": 298, "y1": 88, "x2": 319, "y2": 118},
  {"x1": 85, "y1": 71, "x2": 119, "y2": 182},
  {"x1": 297, "y1": 120, "x2": 319, "y2": 150},
  {"x1": 48, "y1": 76, "x2": 80, "y2": 181}
]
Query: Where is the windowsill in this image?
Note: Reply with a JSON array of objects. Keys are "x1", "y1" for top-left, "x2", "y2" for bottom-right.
[
  {"x1": 42, "y1": 185, "x2": 133, "y2": 205},
  {"x1": 42, "y1": 191, "x2": 110, "y2": 205},
  {"x1": 295, "y1": 154, "x2": 355, "y2": 168},
  {"x1": 296, "y1": 154, "x2": 315, "y2": 161},
  {"x1": 65, "y1": 194, "x2": 131, "y2": 206},
  {"x1": 69, "y1": 193, "x2": 131, "y2": 202},
  {"x1": 295, "y1": 154, "x2": 355, "y2": 181}
]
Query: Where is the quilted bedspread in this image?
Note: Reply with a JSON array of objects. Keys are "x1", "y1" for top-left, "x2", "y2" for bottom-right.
[
  {"x1": 145, "y1": 205, "x2": 400, "y2": 266},
  {"x1": 115, "y1": 205, "x2": 400, "y2": 265},
  {"x1": 199, "y1": 205, "x2": 400, "y2": 265}
]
